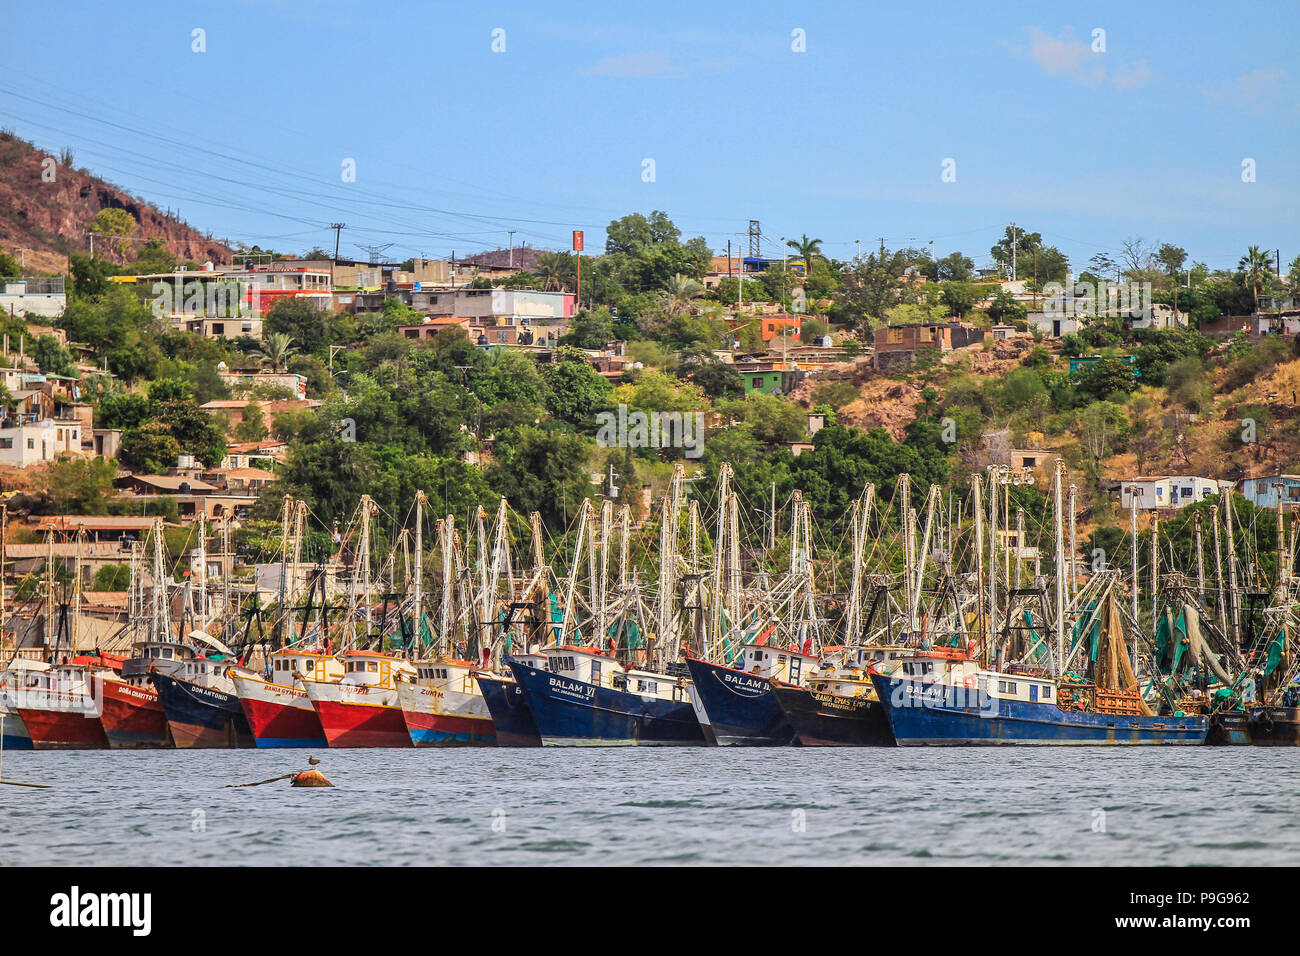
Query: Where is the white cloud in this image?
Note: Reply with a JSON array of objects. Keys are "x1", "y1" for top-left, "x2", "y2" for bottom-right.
[
  {"x1": 1024, "y1": 27, "x2": 1155, "y2": 91},
  {"x1": 1112, "y1": 59, "x2": 1154, "y2": 92},
  {"x1": 585, "y1": 51, "x2": 683, "y2": 79},
  {"x1": 1202, "y1": 68, "x2": 1288, "y2": 110},
  {"x1": 1028, "y1": 27, "x2": 1104, "y2": 87}
]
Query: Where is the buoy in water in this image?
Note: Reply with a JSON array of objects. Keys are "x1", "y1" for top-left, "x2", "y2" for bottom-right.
[{"x1": 291, "y1": 768, "x2": 333, "y2": 788}]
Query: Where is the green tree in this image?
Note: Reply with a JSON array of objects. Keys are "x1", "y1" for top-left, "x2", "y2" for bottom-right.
[
  {"x1": 47, "y1": 457, "x2": 119, "y2": 512},
  {"x1": 32, "y1": 334, "x2": 76, "y2": 376},
  {"x1": 541, "y1": 350, "x2": 613, "y2": 424},
  {"x1": 604, "y1": 211, "x2": 681, "y2": 256},
  {"x1": 486, "y1": 426, "x2": 594, "y2": 531},
  {"x1": 938, "y1": 281, "x2": 979, "y2": 318},
  {"x1": 90, "y1": 208, "x2": 138, "y2": 262},
  {"x1": 1076, "y1": 358, "x2": 1138, "y2": 403},
  {"x1": 92, "y1": 564, "x2": 133, "y2": 591},
  {"x1": 234, "y1": 402, "x2": 266, "y2": 442},
  {"x1": 256, "y1": 331, "x2": 297, "y2": 371},
  {"x1": 132, "y1": 237, "x2": 176, "y2": 274},
  {"x1": 1239, "y1": 244, "x2": 1274, "y2": 312},
  {"x1": 786, "y1": 234, "x2": 824, "y2": 273},
  {"x1": 264, "y1": 297, "x2": 339, "y2": 347},
  {"x1": 661, "y1": 273, "x2": 705, "y2": 314}
]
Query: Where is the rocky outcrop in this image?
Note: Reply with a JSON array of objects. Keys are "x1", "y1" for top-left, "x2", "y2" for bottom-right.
[{"x1": 0, "y1": 131, "x2": 232, "y2": 273}]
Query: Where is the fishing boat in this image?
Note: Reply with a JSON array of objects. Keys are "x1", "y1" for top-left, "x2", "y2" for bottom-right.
[
  {"x1": 397, "y1": 657, "x2": 496, "y2": 746},
  {"x1": 151, "y1": 631, "x2": 253, "y2": 748},
  {"x1": 870, "y1": 593, "x2": 1207, "y2": 745},
  {"x1": 509, "y1": 646, "x2": 703, "y2": 746},
  {"x1": 14, "y1": 658, "x2": 114, "y2": 749},
  {"x1": 99, "y1": 641, "x2": 177, "y2": 749},
  {"x1": 475, "y1": 665, "x2": 543, "y2": 747},
  {"x1": 0, "y1": 659, "x2": 49, "y2": 750},
  {"x1": 684, "y1": 643, "x2": 821, "y2": 746},
  {"x1": 770, "y1": 645, "x2": 903, "y2": 746},
  {"x1": 231, "y1": 648, "x2": 341, "y2": 748},
  {"x1": 303, "y1": 649, "x2": 414, "y2": 747}
]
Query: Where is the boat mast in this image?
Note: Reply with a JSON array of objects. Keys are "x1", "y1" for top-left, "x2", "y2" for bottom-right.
[
  {"x1": 1052, "y1": 460, "x2": 1066, "y2": 676},
  {"x1": 196, "y1": 512, "x2": 207, "y2": 628},
  {"x1": 222, "y1": 516, "x2": 232, "y2": 646},
  {"x1": 73, "y1": 527, "x2": 82, "y2": 654},
  {"x1": 1130, "y1": 490, "x2": 1139, "y2": 642},
  {"x1": 1068, "y1": 482, "x2": 1078, "y2": 596},
  {"x1": 277, "y1": 495, "x2": 292, "y2": 649},
  {"x1": 1194, "y1": 513, "x2": 1206, "y2": 605},
  {"x1": 912, "y1": 484, "x2": 939, "y2": 634},
  {"x1": 899, "y1": 474, "x2": 913, "y2": 636},
  {"x1": 971, "y1": 474, "x2": 987, "y2": 665},
  {"x1": 1212, "y1": 507, "x2": 1226, "y2": 634},
  {"x1": 413, "y1": 490, "x2": 425, "y2": 657},
  {"x1": 846, "y1": 498, "x2": 863, "y2": 645},
  {"x1": 1154, "y1": 515, "x2": 1164, "y2": 650},
  {"x1": 0, "y1": 503, "x2": 6, "y2": 652},
  {"x1": 598, "y1": 498, "x2": 611, "y2": 653},
  {"x1": 560, "y1": 499, "x2": 590, "y2": 647},
  {"x1": 710, "y1": 465, "x2": 731, "y2": 661},
  {"x1": 1223, "y1": 491, "x2": 1241, "y2": 643},
  {"x1": 152, "y1": 517, "x2": 166, "y2": 644},
  {"x1": 987, "y1": 467, "x2": 999, "y2": 652},
  {"x1": 1275, "y1": 486, "x2": 1289, "y2": 596},
  {"x1": 439, "y1": 514, "x2": 454, "y2": 656},
  {"x1": 1015, "y1": 508, "x2": 1025, "y2": 590}
]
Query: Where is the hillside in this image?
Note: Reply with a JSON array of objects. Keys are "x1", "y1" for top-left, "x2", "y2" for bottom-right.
[{"x1": 0, "y1": 131, "x2": 232, "y2": 274}]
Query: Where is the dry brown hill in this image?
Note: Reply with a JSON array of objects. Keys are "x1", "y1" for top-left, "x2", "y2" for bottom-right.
[{"x1": 0, "y1": 130, "x2": 232, "y2": 274}]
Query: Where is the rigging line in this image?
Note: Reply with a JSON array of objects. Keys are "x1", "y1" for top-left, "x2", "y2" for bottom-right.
[{"x1": 0, "y1": 89, "x2": 611, "y2": 232}]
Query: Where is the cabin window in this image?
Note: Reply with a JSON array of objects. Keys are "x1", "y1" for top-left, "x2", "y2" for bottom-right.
[
  {"x1": 368, "y1": 662, "x2": 378, "y2": 672},
  {"x1": 436, "y1": 668, "x2": 447, "y2": 679},
  {"x1": 305, "y1": 660, "x2": 314, "y2": 672},
  {"x1": 1041, "y1": 686, "x2": 1052, "y2": 700}
]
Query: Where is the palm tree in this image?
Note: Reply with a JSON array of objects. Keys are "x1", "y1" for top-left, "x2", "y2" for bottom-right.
[
  {"x1": 1239, "y1": 245, "x2": 1273, "y2": 313},
  {"x1": 256, "y1": 331, "x2": 297, "y2": 371},
  {"x1": 534, "y1": 252, "x2": 576, "y2": 292},
  {"x1": 662, "y1": 273, "x2": 705, "y2": 314},
  {"x1": 786, "y1": 233, "x2": 823, "y2": 275}
]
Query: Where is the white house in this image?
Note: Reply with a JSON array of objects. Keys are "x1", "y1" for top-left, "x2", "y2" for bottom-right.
[
  {"x1": 1119, "y1": 476, "x2": 1232, "y2": 511},
  {"x1": 0, "y1": 419, "x2": 82, "y2": 467},
  {"x1": 0, "y1": 277, "x2": 66, "y2": 320},
  {"x1": 1028, "y1": 312, "x2": 1082, "y2": 338}
]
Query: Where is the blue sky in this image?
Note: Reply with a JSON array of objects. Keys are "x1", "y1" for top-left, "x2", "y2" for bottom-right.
[{"x1": 1, "y1": 0, "x2": 1296, "y2": 271}]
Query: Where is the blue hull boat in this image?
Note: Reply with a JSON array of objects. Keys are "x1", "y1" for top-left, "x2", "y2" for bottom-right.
[{"x1": 509, "y1": 661, "x2": 704, "y2": 746}]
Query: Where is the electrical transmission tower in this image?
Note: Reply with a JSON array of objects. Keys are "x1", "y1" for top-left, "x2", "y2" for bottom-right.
[{"x1": 355, "y1": 243, "x2": 395, "y2": 265}]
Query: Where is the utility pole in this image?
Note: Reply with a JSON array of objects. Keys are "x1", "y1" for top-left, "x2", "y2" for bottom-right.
[
  {"x1": 508, "y1": 231, "x2": 516, "y2": 270},
  {"x1": 329, "y1": 223, "x2": 346, "y2": 262},
  {"x1": 855, "y1": 239, "x2": 861, "y2": 266},
  {"x1": 1010, "y1": 221, "x2": 1017, "y2": 281}
]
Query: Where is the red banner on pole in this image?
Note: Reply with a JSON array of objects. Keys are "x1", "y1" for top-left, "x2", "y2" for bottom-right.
[{"x1": 572, "y1": 230, "x2": 584, "y2": 252}]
